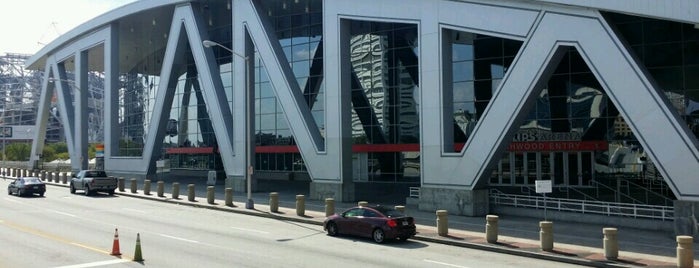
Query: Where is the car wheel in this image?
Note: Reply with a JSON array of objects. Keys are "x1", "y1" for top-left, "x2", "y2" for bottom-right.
[
  {"x1": 326, "y1": 222, "x2": 339, "y2": 236},
  {"x1": 398, "y1": 236, "x2": 409, "y2": 242},
  {"x1": 7, "y1": 189, "x2": 11, "y2": 195},
  {"x1": 39, "y1": 192, "x2": 45, "y2": 197},
  {"x1": 17, "y1": 189, "x2": 23, "y2": 197},
  {"x1": 108, "y1": 189, "x2": 115, "y2": 196},
  {"x1": 70, "y1": 184, "x2": 76, "y2": 194},
  {"x1": 84, "y1": 185, "x2": 91, "y2": 196},
  {"x1": 372, "y1": 228, "x2": 385, "y2": 243}
]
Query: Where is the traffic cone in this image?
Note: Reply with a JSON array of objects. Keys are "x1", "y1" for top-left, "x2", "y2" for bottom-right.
[
  {"x1": 111, "y1": 228, "x2": 121, "y2": 256},
  {"x1": 133, "y1": 233, "x2": 143, "y2": 262}
]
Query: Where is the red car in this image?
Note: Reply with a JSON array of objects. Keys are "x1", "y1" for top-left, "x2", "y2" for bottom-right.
[{"x1": 324, "y1": 205, "x2": 416, "y2": 243}]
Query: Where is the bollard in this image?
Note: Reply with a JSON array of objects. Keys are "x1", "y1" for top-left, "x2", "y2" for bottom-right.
[
  {"x1": 270, "y1": 192, "x2": 279, "y2": 212},
  {"x1": 486, "y1": 215, "x2": 499, "y2": 243},
  {"x1": 41, "y1": 171, "x2": 46, "y2": 181},
  {"x1": 539, "y1": 221, "x2": 554, "y2": 251},
  {"x1": 358, "y1": 201, "x2": 368, "y2": 207},
  {"x1": 395, "y1": 205, "x2": 405, "y2": 214},
  {"x1": 157, "y1": 181, "x2": 164, "y2": 197},
  {"x1": 130, "y1": 178, "x2": 137, "y2": 193},
  {"x1": 187, "y1": 184, "x2": 195, "y2": 202},
  {"x1": 207, "y1": 186, "x2": 215, "y2": 204},
  {"x1": 118, "y1": 177, "x2": 125, "y2": 192},
  {"x1": 47, "y1": 172, "x2": 53, "y2": 182},
  {"x1": 296, "y1": 195, "x2": 305, "y2": 216},
  {"x1": 436, "y1": 210, "x2": 449, "y2": 236},
  {"x1": 172, "y1": 182, "x2": 180, "y2": 199},
  {"x1": 603, "y1": 228, "x2": 618, "y2": 260},
  {"x1": 325, "y1": 198, "x2": 335, "y2": 216},
  {"x1": 677, "y1": 235, "x2": 694, "y2": 268},
  {"x1": 225, "y1": 188, "x2": 233, "y2": 206},
  {"x1": 143, "y1": 180, "x2": 151, "y2": 195},
  {"x1": 61, "y1": 172, "x2": 67, "y2": 184}
]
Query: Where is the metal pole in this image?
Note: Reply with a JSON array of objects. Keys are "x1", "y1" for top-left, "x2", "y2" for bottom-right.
[{"x1": 244, "y1": 55, "x2": 254, "y2": 209}]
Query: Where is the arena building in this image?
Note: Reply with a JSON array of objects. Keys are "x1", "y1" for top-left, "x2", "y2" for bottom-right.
[{"x1": 25, "y1": 0, "x2": 699, "y2": 234}]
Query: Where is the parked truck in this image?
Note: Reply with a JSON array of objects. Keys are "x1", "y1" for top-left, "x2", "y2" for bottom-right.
[{"x1": 70, "y1": 170, "x2": 117, "y2": 196}]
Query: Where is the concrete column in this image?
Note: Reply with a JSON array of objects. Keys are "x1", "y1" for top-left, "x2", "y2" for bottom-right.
[
  {"x1": 325, "y1": 198, "x2": 335, "y2": 216},
  {"x1": 225, "y1": 188, "x2": 233, "y2": 206},
  {"x1": 172, "y1": 182, "x2": 180, "y2": 199},
  {"x1": 130, "y1": 178, "x2": 137, "y2": 193},
  {"x1": 187, "y1": 184, "x2": 195, "y2": 202},
  {"x1": 358, "y1": 201, "x2": 368, "y2": 207},
  {"x1": 157, "y1": 181, "x2": 164, "y2": 197},
  {"x1": 143, "y1": 180, "x2": 151, "y2": 195},
  {"x1": 118, "y1": 177, "x2": 125, "y2": 192},
  {"x1": 395, "y1": 205, "x2": 405, "y2": 214},
  {"x1": 603, "y1": 228, "x2": 618, "y2": 260},
  {"x1": 270, "y1": 192, "x2": 279, "y2": 212},
  {"x1": 540, "y1": 221, "x2": 554, "y2": 251},
  {"x1": 296, "y1": 195, "x2": 305, "y2": 216},
  {"x1": 436, "y1": 210, "x2": 448, "y2": 236},
  {"x1": 486, "y1": 215, "x2": 499, "y2": 243},
  {"x1": 677, "y1": 235, "x2": 694, "y2": 268},
  {"x1": 207, "y1": 186, "x2": 215, "y2": 204}
]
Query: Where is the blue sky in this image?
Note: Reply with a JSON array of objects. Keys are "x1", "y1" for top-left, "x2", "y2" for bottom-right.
[{"x1": 0, "y1": 0, "x2": 135, "y2": 55}]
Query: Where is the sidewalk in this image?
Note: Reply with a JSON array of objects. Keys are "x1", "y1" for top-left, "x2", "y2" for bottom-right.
[{"x1": 43, "y1": 177, "x2": 694, "y2": 268}]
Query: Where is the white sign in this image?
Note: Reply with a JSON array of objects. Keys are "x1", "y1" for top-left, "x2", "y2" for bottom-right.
[{"x1": 535, "y1": 180, "x2": 552, "y2": 194}]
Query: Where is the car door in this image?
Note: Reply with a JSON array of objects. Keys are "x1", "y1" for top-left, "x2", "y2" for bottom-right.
[
  {"x1": 355, "y1": 209, "x2": 381, "y2": 238},
  {"x1": 337, "y1": 208, "x2": 363, "y2": 236}
]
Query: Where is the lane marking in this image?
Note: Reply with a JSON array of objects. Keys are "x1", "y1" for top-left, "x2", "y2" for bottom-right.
[
  {"x1": 230, "y1": 226, "x2": 270, "y2": 234},
  {"x1": 122, "y1": 208, "x2": 146, "y2": 214},
  {"x1": 159, "y1": 233, "x2": 200, "y2": 244},
  {"x1": 424, "y1": 259, "x2": 471, "y2": 268},
  {"x1": 53, "y1": 259, "x2": 131, "y2": 268},
  {"x1": 51, "y1": 210, "x2": 77, "y2": 218}
]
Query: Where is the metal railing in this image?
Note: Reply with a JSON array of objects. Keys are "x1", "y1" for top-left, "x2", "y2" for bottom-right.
[{"x1": 490, "y1": 191, "x2": 674, "y2": 221}]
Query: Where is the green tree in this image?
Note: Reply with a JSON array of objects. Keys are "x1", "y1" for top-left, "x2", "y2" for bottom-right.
[{"x1": 5, "y1": 143, "x2": 30, "y2": 161}]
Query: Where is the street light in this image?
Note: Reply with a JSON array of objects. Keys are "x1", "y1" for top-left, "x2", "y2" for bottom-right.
[{"x1": 202, "y1": 39, "x2": 255, "y2": 209}]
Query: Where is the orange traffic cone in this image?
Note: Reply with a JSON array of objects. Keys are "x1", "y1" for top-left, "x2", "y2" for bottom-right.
[{"x1": 111, "y1": 228, "x2": 121, "y2": 256}]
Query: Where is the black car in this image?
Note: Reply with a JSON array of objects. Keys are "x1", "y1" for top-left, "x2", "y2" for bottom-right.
[
  {"x1": 7, "y1": 177, "x2": 46, "y2": 197},
  {"x1": 324, "y1": 205, "x2": 416, "y2": 243}
]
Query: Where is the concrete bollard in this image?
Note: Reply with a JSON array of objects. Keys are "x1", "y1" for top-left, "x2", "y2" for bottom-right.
[
  {"x1": 325, "y1": 198, "x2": 335, "y2": 216},
  {"x1": 130, "y1": 178, "x2": 137, "y2": 193},
  {"x1": 47, "y1": 172, "x2": 53, "y2": 182},
  {"x1": 172, "y1": 182, "x2": 180, "y2": 199},
  {"x1": 157, "y1": 181, "x2": 164, "y2": 197},
  {"x1": 539, "y1": 221, "x2": 554, "y2": 251},
  {"x1": 207, "y1": 186, "x2": 215, "y2": 204},
  {"x1": 270, "y1": 192, "x2": 279, "y2": 212},
  {"x1": 436, "y1": 210, "x2": 449, "y2": 236},
  {"x1": 118, "y1": 177, "x2": 125, "y2": 192},
  {"x1": 143, "y1": 180, "x2": 151, "y2": 195},
  {"x1": 486, "y1": 215, "x2": 499, "y2": 243},
  {"x1": 61, "y1": 172, "x2": 67, "y2": 184},
  {"x1": 677, "y1": 235, "x2": 694, "y2": 268},
  {"x1": 395, "y1": 205, "x2": 405, "y2": 214},
  {"x1": 358, "y1": 201, "x2": 368, "y2": 207},
  {"x1": 296, "y1": 195, "x2": 305, "y2": 216},
  {"x1": 603, "y1": 228, "x2": 618, "y2": 260},
  {"x1": 41, "y1": 171, "x2": 46, "y2": 181},
  {"x1": 225, "y1": 188, "x2": 233, "y2": 206},
  {"x1": 187, "y1": 184, "x2": 195, "y2": 202}
]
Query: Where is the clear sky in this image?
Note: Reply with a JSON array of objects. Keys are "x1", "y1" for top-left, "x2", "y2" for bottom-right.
[{"x1": 0, "y1": 0, "x2": 136, "y2": 55}]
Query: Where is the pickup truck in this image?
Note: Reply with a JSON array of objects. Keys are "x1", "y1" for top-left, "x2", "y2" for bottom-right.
[{"x1": 70, "y1": 170, "x2": 117, "y2": 196}]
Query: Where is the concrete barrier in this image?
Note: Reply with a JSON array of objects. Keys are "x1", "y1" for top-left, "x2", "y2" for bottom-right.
[
  {"x1": 540, "y1": 221, "x2": 554, "y2": 251},
  {"x1": 207, "y1": 186, "x2": 215, "y2": 204},
  {"x1": 172, "y1": 182, "x2": 180, "y2": 199},
  {"x1": 270, "y1": 192, "x2": 279, "y2": 212},
  {"x1": 157, "y1": 181, "x2": 164, "y2": 197},
  {"x1": 325, "y1": 198, "x2": 335, "y2": 216},
  {"x1": 130, "y1": 178, "x2": 137, "y2": 193},
  {"x1": 296, "y1": 195, "x2": 305, "y2": 216},
  {"x1": 677, "y1": 235, "x2": 694, "y2": 268},
  {"x1": 225, "y1": 188, "x2": 233, "y2": 206},
  {"x1": 187, "y1": 184, "x2": 195, "y2": 202},
  {"x1": 358, "y1": 201, "x2": 368, "y2": 207},
  {"x1": 603, "y1": 228, "x2": 618, "y2": 260},
  {"x1": 118, "y1": 177, "x2": 125, "y2": 192},
  {"x1": 395, "y1": 205, "x2": 405, "y2": 214},
  {"x1": 143, "y1": 180, "x2": 151, "y2": 195},
  {"x1": 436, "y1": 210, "x2": 448, "y2": 236},
  {"x1": 486, "y1": 215, "x2": 499, "y2": 243}
]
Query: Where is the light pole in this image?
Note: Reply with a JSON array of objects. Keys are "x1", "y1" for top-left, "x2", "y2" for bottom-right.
[{"x1": 202, "y1": 39, "x2": 254, "y2": 209}]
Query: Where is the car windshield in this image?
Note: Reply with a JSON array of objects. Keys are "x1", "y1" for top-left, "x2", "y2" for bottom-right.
[
  {"x1": 24, "y1": 178, "x2": 42, "y2": 184},
  {"x1": 372, "y1": 206, "x2": 404, "y2": 218}
]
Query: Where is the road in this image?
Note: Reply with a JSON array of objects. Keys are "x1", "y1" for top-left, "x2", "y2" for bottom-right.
[{"x1": 0, "y1": 180, "x2": 585, "y2": 268}]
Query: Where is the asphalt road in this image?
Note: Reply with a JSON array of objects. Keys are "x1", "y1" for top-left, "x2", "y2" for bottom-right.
[{"x1": 0, "y1": 180, "x2": 586, "y2": 268}]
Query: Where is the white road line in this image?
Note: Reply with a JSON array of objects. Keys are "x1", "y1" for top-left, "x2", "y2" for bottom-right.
[
  {"x1": 51, "y1": 210, "x2": 77, "y2": 218},
  {"x1": 423, "y1": 259, "x2": 471, "y2": 268},
  {"x1": 159, "y1": 233, "x2": 200, "y2": 243},
  {"x1": 52, "y1": 259, "x2": 130, "y2": 268},
  {"x1": 230, "y1": 226, "x2": 270, "y2": 234},
  {"x1": 122, "y1": 208, "x2": 146, "y2": 214}
]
